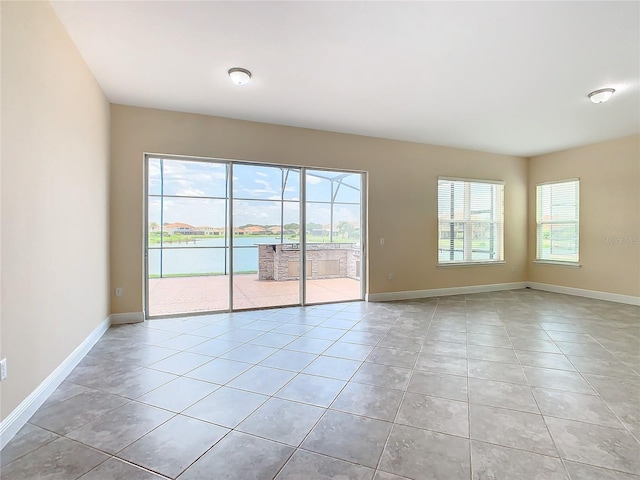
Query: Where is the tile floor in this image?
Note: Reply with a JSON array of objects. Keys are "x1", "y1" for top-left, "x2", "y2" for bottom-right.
[{"x1": 1, "y1": 289, "x2": 639, "y2": 479}]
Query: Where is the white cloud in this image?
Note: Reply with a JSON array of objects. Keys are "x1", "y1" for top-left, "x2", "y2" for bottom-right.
[
  {"x1": 177, "y1": 188, "x2": 207, "y2": 197},
  {"x1": 335, "y1": 205, "x2": 361, "y2": 223},
  {"x1": 306, "y1": 175, "x2": 323, "y2": 185},
  {"x1": 254, "y1": 179, "x2": 272, "y2": 189},
  {"x1": 148, "y1": 163, "x2": 161, "y2": 177},
  {"x1": 233, "y1": 200, "x2": 281, "y2": 225}
]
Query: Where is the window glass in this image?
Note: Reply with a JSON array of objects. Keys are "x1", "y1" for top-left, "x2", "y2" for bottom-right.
[
  {"x1": 437, "y1": 178, "x2": 504, "y2": 263},
  {"x1": 536, "y1": 180, "x2": 580, "y2": 263}
]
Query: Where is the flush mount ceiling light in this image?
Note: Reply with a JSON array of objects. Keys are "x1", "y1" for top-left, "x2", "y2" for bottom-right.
[
  {"x1": 588, "y1": 88, "x2": 615, "y2": 104},
  {"x1": 228, "y1": 67, "x2": 251, "y2": 86}
]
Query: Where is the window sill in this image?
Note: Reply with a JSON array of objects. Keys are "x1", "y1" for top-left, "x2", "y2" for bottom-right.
[
  {"x1": 438, "y1": 261, "x2": 506, "y2": 268},
  {"x1": 533, "y1": 260, "x2": 582, "y2": 268}
]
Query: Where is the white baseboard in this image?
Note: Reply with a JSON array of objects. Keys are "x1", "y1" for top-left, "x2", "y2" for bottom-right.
[
  {"x1": 0, "y1": 316, "x2": 110, "y2": 450},
  {"x1": 366, "y1": 282, "x2": 527, "y2": 302},
  {"x1": 110, "y1": 311, "x2": 144, "y2": 325},
  {"x1": 365, "y1": 281, "x2": 639, "y2": 306},
  {"x1": 526, "y1": 282, "x2": 640, "y2": 306}
]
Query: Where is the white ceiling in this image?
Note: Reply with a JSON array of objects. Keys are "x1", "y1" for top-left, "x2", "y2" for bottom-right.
[{"x1": 50, "y1": 1, "x2": 639, "y2": 157}]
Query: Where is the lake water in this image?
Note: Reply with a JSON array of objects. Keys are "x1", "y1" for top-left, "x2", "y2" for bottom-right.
[{"x1": 148, "y1": 236, "x2": 297, "y2": 277}]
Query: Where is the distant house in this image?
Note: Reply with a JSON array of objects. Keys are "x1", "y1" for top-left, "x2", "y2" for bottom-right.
[
  {"x1": 163, "y1": 222, "x2": 195, "y2": 235},
  {"x1": 243, "y1": 225, "x2": 267, "y2": 235},
  {"x1": 267, "y1": 226, "x2": 282, "y2": 234},
  {"x1": 195, "y1": 226, "x2": 224, "y2": 235},
  {"x1": 322, "y1": 223, "x2": 340, "y2": 235}
]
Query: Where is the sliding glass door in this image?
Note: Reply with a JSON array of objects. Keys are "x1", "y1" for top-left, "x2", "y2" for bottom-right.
[
  {"x1": 231, "y1": 164, "x2": 302, "y2": 310},
  {"x1": 304, "y1": 169, "x2": 364, "y2": 304},
  {"x1": 146, "y1": 158, "x2": 230, "y2": 316},
  {"x1": 146, "y1": 156, "x2": 365, "y2": 317}
]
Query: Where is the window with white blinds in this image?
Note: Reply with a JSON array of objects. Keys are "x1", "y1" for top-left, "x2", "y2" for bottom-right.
[
  {"x1": 437, "y1": 178, "x2": 504, "y2": 264},
  {"x1": 536, "y1": 179, "x2": 580, "y2": 263}
]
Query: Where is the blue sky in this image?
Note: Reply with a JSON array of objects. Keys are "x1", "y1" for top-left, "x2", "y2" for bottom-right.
[{"x1": 148, "y1": 158, "x2": 361, "y2": 227}]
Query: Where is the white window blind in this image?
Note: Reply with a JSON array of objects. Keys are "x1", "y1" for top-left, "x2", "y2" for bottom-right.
[
  {"x1": 437, "y1": 178, "x2": 504, "y2": 264},
  {"x1": 536, "y1": 179, "x2": 580, "y2": 263}
]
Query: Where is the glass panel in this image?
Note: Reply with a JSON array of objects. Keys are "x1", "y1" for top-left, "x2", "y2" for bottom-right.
[
  {"x1": 283, "y1": 201, "x2": 301, "y2": 240},
  {"x1": 283, "y1": 168, "x2": 300, "y2": 200},
  {"x1": 147, "y1": 160, "x2": 230, "y2": 317},
  {"x1": 147, "y1": 248, "x2": 229, "y2": 315},
  {"x1": 162, "y1": 159, "x2": 227, "y2": 198},
  {"x1": 470, "y1": 222, "x2": 497, "y2": 261},
  {"x1": 306, "y1": 202, "x2": 332, "y2": 241},
  {"x1": 148, "y1": 157, "x2": 162, "y2": 196},
  {"x1": 233, "y1": 199, "x2": 284, "y2": 238},
  {"x1": 333, "y1": 173, "x2": 361, "y2": 204},
  {"x1": 550, "y1": 224, "x2": 579, "y2": 256},
  {"x1": 305, "y1": 171, "x2": 333, "y2": 202},
  {"x1": 438, "y1": 221, "x2": 464, "y2": 262},
  {"x1": 233, "y1": 164, "x2": 286, "y2": 200},
  {"x1": 551, "y1": 204, "x2": 577, "y2": 220},
  {"x1": 536, "y1": 180, "x2": 579, "y2": 262},
  {"x1": 148, "y1": 248, "x2": 161, "y2": 278},
  {"x1": 233, "y1": 244, "x2": 301, "y2": 310},
  {"x1": 147, "y1": 197, "x2": 162, "y2": 248},
  {"x1": 305, "y1": 170, "x2": 363, "y2": 304},
  {"x1": 160, "y1": 248, "x2": 226, "y2": 276},
  {"x1": 232, "y1": 167, "x2": 301, "y2": 310},
  {"x1": 437, "y1": 180, "x2": 464, "y2": 221},
  {"x1": 233, "y1": 246, "x2": 259, "y2": 275},
  {"x1": 538, "y1": 223, "x2": 579, "y2": 262},
  {"x1": 161, "y1": 198, "x2": 226, "y2": 247},
  {"x1": 332, "y1": 204, "x2": 361, "y2": 242},
  {"x1": 437, "y1": 179, "x2": 503, "y2": 263}
]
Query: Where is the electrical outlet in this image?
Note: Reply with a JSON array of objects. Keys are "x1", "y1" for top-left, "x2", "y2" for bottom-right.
[
  {"x1": 388, "y1": 273, "x2": 394, "y2": 280},
  {"x1": 380, "y1": 238, "x2": 385, "y2": 246},
  {"x1": 115, "y1": 287, "x2": 123, "y2": 297},
  {"x1": 1, "y1": 358, "x2": 7, "y2": 381}
]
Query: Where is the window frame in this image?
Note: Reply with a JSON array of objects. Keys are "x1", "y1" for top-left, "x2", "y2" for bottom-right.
[
  {"x1": 437, "y1": 176, "x2": 505, "y2": 266},
  {"x1": 535, "y1": 178, "x2": 580, "y2": 266}
]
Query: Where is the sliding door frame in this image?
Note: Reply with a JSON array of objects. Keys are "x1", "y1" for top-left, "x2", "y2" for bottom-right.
[
  {"x1": 143, "y1": 153, "x2": 367, "y2": 318},
  {"x1": 300, "y1": 167, "x2": 308, "y2": 305}
]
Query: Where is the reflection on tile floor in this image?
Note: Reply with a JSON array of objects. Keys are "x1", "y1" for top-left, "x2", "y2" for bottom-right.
[{"x1": 2, "y1": 289, "x2": 639, "y2": 479}]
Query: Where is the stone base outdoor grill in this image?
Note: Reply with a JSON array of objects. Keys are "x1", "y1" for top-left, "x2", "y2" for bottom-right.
[{"x1": 258, "y1": 243, "x2": 361, "y2": 281}]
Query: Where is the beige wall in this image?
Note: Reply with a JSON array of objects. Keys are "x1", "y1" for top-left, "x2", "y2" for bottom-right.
[
  {"x1": 528, "y1": 134, "x2": 640, "y2": 297},
  {"x1": 110, "y1": 105, "x2": 528, "y2": 314},
  {"x1": 1, "y1": 1, "x2": 110, "y2": 419}
]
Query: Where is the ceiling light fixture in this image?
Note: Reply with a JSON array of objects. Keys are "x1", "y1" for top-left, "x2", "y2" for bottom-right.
[
  {"x1": 228, "y1": 67, "x2": 251, "y2": 86},
  {"x1": 588, "y1": 88, "x2": 615, "y2": 104}
]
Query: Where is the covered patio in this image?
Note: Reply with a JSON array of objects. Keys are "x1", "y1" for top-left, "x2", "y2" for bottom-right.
[{"x1": 148, "y1": 274, "x2": 362, "y2": 316}]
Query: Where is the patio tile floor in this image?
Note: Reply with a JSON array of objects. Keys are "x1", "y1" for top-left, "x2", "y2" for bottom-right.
[{"x1": 148, "y1": 274, "x2": 362, "y2": 315}]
